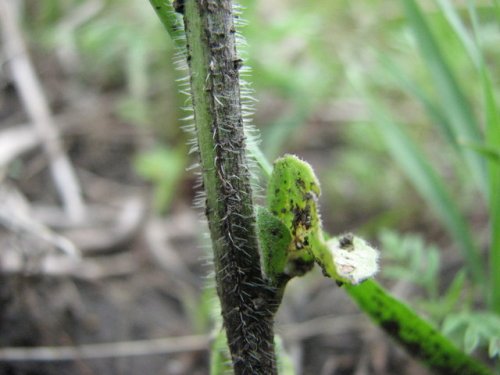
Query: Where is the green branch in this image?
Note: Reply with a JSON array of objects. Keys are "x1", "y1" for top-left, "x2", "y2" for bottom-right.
[{"x1": 346, "y1": 280, "x2": 492, "y2": 375}]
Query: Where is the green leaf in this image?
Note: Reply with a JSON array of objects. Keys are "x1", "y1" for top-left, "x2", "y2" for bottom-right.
[
  {"x1": 442, "y1": 313, "x2": 468, "y2": 336},
  {"x1": 256, "y1": 206, "x2": 292, "y2": 285},
  {"x1": 442, "y1": 311, "x2": 500, "y2": 358},
  {"x1": 464, "y1": 326, "x2": 481, "y2": 353},
  {"x1": 489, "y1": 338, "x2": 500, "y2": 358},
  {"x1": 267, "y1": 155, "x2": 321, "y2": 268}
]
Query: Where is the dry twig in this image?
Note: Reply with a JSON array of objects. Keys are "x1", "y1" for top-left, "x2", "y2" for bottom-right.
[
  {"x1": 0, "y1": 334, "x2": 209, "y2": 362},
  {"x1": 0, "y1": 314, "x2": 366, "y2": 362},
  {"x1": 0, "y1": 125, "x2": 39, "y2": 168},
  {"x1": 0, "y1": 183, "x2": 79, "y2": 258},
  {"x1": 0, "y1": 0, "x2": 85, "y2": 222}
]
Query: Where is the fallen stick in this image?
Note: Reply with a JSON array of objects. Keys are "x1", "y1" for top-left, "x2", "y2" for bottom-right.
[
  {"x1": 0, "y1": 334, "x2": 209, "y2": 361},
  {"x1": 0, "y1": 0, "x2": 86, "y2": 222}
]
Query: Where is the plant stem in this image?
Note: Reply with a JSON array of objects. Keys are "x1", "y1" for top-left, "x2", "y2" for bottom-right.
[
  {"x1": 345, "y1": 280, "x2": 493, "y2": 375},
  {"x1": 182, "y1": 1, "x2": 277, "y2": 373}
]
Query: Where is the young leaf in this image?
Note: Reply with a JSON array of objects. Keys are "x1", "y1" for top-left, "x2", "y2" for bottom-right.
[
  {"x1": 464, "y1": 326, "x2": 481, "y2": 353},
  {"x1": 267, "y1": 155, "x2": 322, "y2": 272},
  {"x1": 489, "y1": 338, "x2": 500, "y2": 358},
  {"x1": 256, "y1": 206, "x2": 292, "y2": 284}
]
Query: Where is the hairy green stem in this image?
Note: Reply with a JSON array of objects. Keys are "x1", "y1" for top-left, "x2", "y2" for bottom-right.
[
  {"x1": 345, "y1": 280, "x2": 492, "y2": 375},
  {"x1": 181, "y1": 1, "x2": 277, "y2": 373}
]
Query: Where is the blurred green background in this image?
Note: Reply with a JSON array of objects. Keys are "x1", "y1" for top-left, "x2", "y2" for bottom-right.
[{"x1": 19, "y1": 0, "x2": 500, "y2": 366}]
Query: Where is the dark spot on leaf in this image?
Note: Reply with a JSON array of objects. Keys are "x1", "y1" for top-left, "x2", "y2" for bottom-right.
[{"x1": 292, "y1": 204, "x2": 312, "y2": 230}]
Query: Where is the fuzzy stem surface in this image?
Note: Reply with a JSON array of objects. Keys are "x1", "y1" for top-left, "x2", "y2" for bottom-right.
[
  {"x1": 345, "y1": 280, "x2": 493, "y2": 375},
  {"x1": 182, "y1": 1, "x2": 277, "y2": 373}
]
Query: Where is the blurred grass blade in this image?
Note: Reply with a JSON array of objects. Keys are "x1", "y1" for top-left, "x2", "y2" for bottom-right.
[
  {"x1": 434, "y1": 0, "x2": 481, "y2": 68},
  {"x1": 460, "y1": 141, "x2": 500, "y2": 164},
  {"x1": 262, "y1": 96, "x2": 314, "y2": 159},
  {"x1": 401, "y1": 0, "x2": 487, "y2": 198},
  {"x1": 248, "y1": 142, "x2": 273, "y2": 178},
  {"x1": 348, "y1": 69, "x2": 486, "y2": 287},
  {"x1": 485, "y1": 81, "x2": 500, "y2": 312},
  {"x1": 379, "y1": 55, "x2": 457, "y2": 149},
  {"x1": 441, "y1": 270, "x2": 466, "y2": 314},
  {"x1": 465, "y1": 1, "x2": 500, "y2": 313},
  {"x1": 493, "y1": 0, "x2": 500, "y2": 23}
]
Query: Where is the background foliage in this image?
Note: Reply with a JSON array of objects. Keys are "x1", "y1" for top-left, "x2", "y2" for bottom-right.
[{"x1": 15, "y1": 0, "x2": 500, "y2": 370}]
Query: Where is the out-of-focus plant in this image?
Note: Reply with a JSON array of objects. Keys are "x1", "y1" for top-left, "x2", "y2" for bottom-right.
[
  {"x1": 380, "y1": 230, "x2": 441, "y2": 302},
  {"x1": 133, "y1": 147, "x2": 186, "y2": 213},
  {"x1": 26, "y1": 0, "x2": 190, "y2": 213},
  {"x1": 380, "y1": 229, "x2": 500, "y2": 359},
  {"x1": 347, "y1": 0, "x2": 499, "y2": 365}
]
